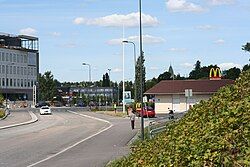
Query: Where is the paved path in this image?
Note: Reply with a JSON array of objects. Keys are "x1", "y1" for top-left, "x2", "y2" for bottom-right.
[{"x1": 0, "y1": 109, "x2": 32, "y2": 127}]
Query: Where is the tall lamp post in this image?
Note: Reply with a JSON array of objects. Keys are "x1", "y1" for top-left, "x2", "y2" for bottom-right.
[
  {"x1": 139, "y1": 0, "x2": 144, "y2": 140},
  {"x1": 122, "y1": 40, "x2": 137, "y2": 102},
  {"x1": 82, "y1": 63, "x2": 91, "y2": 82},
  {"x1": 5, "y1": 62, "x2": 14, "y2": 109}
]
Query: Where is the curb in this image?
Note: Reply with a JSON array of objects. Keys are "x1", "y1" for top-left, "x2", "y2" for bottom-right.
[{"x1": 0, "y1": 111, "x2": 38, "y2": 130}]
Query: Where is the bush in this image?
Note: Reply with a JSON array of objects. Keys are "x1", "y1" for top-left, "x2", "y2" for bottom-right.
[
  {"x1": 0, "y1": 109, "x2": 5, "y2": 118},
  {"x1": 109, "y1": 70, "x2": 250, "y2": 166}
]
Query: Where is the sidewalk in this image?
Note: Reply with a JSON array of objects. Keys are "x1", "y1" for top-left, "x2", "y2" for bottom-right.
[{"x1": 0, "y1": 110, "x2": 33, "y2": 128}]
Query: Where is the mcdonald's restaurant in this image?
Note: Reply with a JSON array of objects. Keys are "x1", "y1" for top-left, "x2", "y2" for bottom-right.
[{"x1": 145, "y1": 79, "x2": 234, "y2": 114}]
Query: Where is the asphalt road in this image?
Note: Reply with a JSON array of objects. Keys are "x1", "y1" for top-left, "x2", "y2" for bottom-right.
[{"x1": 0, "y1": 108, "x2": 138, "y2": 167}]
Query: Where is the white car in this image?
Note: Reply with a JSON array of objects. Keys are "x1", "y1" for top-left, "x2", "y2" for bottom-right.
[{"x1": 39, "y1": 106, "x2": 52, "y2": 115}]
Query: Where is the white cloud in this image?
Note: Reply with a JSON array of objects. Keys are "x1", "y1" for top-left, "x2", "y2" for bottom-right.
[
  {"x1": 181, "y1": 63, "x2": 194, "y2": 68},
  {"x1": 107, "y1": 35, "x2": 165, "y2": 45},
  {"x1": 113, "y1": 68, "x2": 122, "y2": 73},
  {"x1": 19, "y1": 27, "x2": 37, "y2": 36},
  {"x1": 73, "y1": 12, "x2": 159, "y2": 27},
  {"x1": 196, "y1": 25, "x2": 215, "y2": 30},
  {"x1": 166, "y1": 0, "x2": 206, "y2": 13},
  {"x1": 214, "y1": 39, "x2": 225, "y2": 44},
  {"x1": 50, "y1": 32, "x2": 61, "y2": 37},
  {"x1": 168, "y1": 48, "x2": 187, "y2": 52},
  {"x1": 208, "y1": 0, "x2": 235, "y2": 5},
  {"x1": 219, "y1": 63, "x2": 242, "y2": 70}
]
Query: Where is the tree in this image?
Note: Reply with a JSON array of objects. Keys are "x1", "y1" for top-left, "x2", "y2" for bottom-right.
[
  {"x1": 135, "y1": 52, "x2": 146, "y2": 102},
  {"x1": 242, "y1": 42, "x2": 250, "y2": 61},
  {"x1": 157, "y1": 71, "x2": 172, "y2": 82},
  {"x1": 242, "y1": 42, "x2": 250, "y2": 52},
  {"x1": 145, "y1": 77, "x2": 158, "y2": 91},
  {"x1": 223, "y1": 67, "x2": 241, "y2": 80},
  {"x1": 243, "y1": 64, "x2": 250, "y2": 72},
  {"x1": 38, "y1": 71, "x2": 57, "y2": 101},
  {"x1": 189, "y1": 61, "x2": 218, "y2": 79},
  {"x1": 102, "y1": 73, "x2": 110, "y2": 87}
]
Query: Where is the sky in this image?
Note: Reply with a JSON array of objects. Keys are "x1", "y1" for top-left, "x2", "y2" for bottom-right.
[{"x1": 0, "y1": 0, "x2": 249, "y2": 82}]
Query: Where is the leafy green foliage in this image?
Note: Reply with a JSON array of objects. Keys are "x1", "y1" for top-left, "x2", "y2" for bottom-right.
[
  {"x1": 38, "y1": 71, "x2": 57, "y2": 101},
  {"x1": 135, "y1": 52, "x2": 146, "y2": 102},
  {"x1": 109, "y1": 70, "x2": 250, "y2": 166},
  {"x1": 0, "y1": 109, "x2": 4, "y2": 118},
  {"x1": 223, "y1": 67, "x2": 241, "y2": 80}
]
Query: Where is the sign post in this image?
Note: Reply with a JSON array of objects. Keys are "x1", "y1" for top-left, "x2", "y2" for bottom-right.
[{"x1": 185, "y1": 89, "x2": 192, "y2": 111}]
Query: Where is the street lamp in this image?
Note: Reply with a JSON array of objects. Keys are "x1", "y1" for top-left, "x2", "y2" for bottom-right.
[
  {"x1": 5, "y1": 62, "x2": 14, "y2": 109},
  {"x1": 82, "y1": 63, "x2": 91, "y2": 82},
  {"x1": 122, "y1": 40, "x2": 137, "y2": 102}
]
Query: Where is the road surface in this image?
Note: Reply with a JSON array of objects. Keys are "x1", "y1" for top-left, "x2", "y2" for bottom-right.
[{"x1": 0, "y1": 108, "x2": 138, "y2": 167}]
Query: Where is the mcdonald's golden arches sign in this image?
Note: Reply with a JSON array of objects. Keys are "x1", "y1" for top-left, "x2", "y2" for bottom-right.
[{"x1": 209, "y1": 68, "x2": 221, "y2": 80}]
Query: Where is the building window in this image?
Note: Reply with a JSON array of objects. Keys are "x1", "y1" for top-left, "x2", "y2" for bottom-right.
[
  {"x1": 6, "y1": 78, "x2": 8, "y2": 87},
  {"x1": 10, "y1": 66, "x2": 12, "y2": 74},
  {"x1": 6, "y1": 65, "x2": 8, "y2": 74},
  {"x1": 10, "y1": 53, "x2": 13, "y2": 62},
  {"x1": 13, "y1": 66, "x2": 16, "y2": 74},
  {"x1": 24, "y1": 67, "x2": 26, "y2": 75},
  {"x1": 17, "y1": 54, "x2": 20, "y2": 63},
  {"x1": 2, "y1": 65, "x2": 5, "y2": 74},
  {"x1": 24, "y1": 79, "x2": 27, "y2": 87},
  {"x1": 21, "y1": 79, "x2": 23, "y2": 87},
  {"x1": 13, "y1": 54, "x2": 16, "y2": 62},
  {"x1": 10, "y1": 79, "x2": 12, "y2": 87},
  {"x1": 17, "y1": 67, "x2": 20, "y2": 75},
  {"x1": 28, "y1": 79, "x2": 30, "y2": 87},
  {"x1": 21, "y1": 67, "x2": 23, "y2": 75},
  {"x1": 6, "y1": 53, "x2": 9, "y2": 61},
  {"x1": 21, "y1": 55, "x2": 24, "y2": 63},
  {"x1": 14, "y1": 79, "x2": 16, "y2": 87},
  {"x1": 2, "y1": 78, "x2": 5, "y2": 87},
  {"x1": 1, "y1": 53, "x2": 4, "y2": 61},
  {"x1": 24, "y1": 55, "x2": 27, "y2": 63},
  {"x1": 17, "y1": 79, "x2": 20, "y2": 87}
]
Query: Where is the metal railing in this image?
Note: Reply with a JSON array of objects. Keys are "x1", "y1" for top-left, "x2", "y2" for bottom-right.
[{"x1": 148, "y1": 112, "x2": 187, "y2": 139}]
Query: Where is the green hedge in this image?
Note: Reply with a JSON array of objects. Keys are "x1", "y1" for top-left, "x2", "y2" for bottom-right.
[
  {"x1": 0, "y1": 109, "x2": 5, "y2": 118},
  {"x1": 108, "y1": 70, "x2": 250, "y2": 166}
]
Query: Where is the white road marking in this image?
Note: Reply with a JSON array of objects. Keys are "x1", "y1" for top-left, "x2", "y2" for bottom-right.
[{"x1": 27, "y1": 111, "x2": 113, "y2": 167}]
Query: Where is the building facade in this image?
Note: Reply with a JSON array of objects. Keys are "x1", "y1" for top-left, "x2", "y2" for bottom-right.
[
  {"x1": 145, "y1": 79, "x2": 234, "y2": 114},
  {"x1": 0, "y1": 33, "x2": 39, "y2": 101}
]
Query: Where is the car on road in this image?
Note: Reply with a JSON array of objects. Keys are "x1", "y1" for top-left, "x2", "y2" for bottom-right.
[
  {"x1": 39, "y1": 106, "x2": 52, "y2": 115},
  {"x1": 136, "y1": 106, "x2": 155, "y2": 118}
]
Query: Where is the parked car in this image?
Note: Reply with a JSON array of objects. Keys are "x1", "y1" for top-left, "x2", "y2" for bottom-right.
[
  {"x1": 35, "y1": 101, "x2": 50, "y2": 108},
  {"x1": 39, "y1": 106, "x2": 52, "y2": 115},
  {"x1": 136, "y1": 106, "x2": 155, "y2": 118}
]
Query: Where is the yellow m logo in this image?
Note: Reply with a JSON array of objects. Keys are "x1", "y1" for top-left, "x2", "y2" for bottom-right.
[{"x1": 209, "y1": 68, "x2": 221, "y2": 79}]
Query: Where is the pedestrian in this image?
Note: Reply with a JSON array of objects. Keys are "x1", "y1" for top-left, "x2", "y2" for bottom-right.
[
  {"x1": 168, "y1": 108, "x2": 174, "y2": 119},
  {"x1": 113, "y1": 103, "x2": 117, "y2": 113},
  {"x1": 129, "y1": 107, "x2": 136, "y2": 130}
]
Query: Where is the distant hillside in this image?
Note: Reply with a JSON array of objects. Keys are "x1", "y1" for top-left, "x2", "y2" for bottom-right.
[{"x1": 110, "y1": 70, "x2": 250, "y2": 166}]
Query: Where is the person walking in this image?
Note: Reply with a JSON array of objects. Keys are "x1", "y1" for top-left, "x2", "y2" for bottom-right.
[{"x1": 129, "y1": 107, "x2": 136, "y2": 130}]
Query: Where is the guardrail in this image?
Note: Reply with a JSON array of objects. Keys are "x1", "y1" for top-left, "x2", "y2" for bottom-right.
[{"x1": 148, "y1": 112, "x2": 187, "y2": 139}]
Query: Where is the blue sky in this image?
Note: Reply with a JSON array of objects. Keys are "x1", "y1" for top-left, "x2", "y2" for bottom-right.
[{"x1": 1, "y1": 0, "x2": 249, "y2": 82}]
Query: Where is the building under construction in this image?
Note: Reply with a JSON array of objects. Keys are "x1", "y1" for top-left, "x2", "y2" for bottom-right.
[{"x1": 0, "y1": 33, "x2": 39, "y2": 102}]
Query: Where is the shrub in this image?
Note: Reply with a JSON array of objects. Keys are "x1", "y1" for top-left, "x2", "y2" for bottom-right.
[
  {"x1": 0, "y1": 109, "x2": 5, "y2": 118},
  {"x1": 109, "y1": 70, "x2": 250, "y2": 166}
]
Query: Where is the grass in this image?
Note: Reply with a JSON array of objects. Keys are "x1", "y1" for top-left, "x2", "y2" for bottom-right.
[{"x1": 94, "y1": 110, "x2": 128, "y2": 118}]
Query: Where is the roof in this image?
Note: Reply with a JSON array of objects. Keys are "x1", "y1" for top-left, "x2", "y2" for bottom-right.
[{"x1": 145, "y1": 79, "x2": 234, "y2": 95}]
